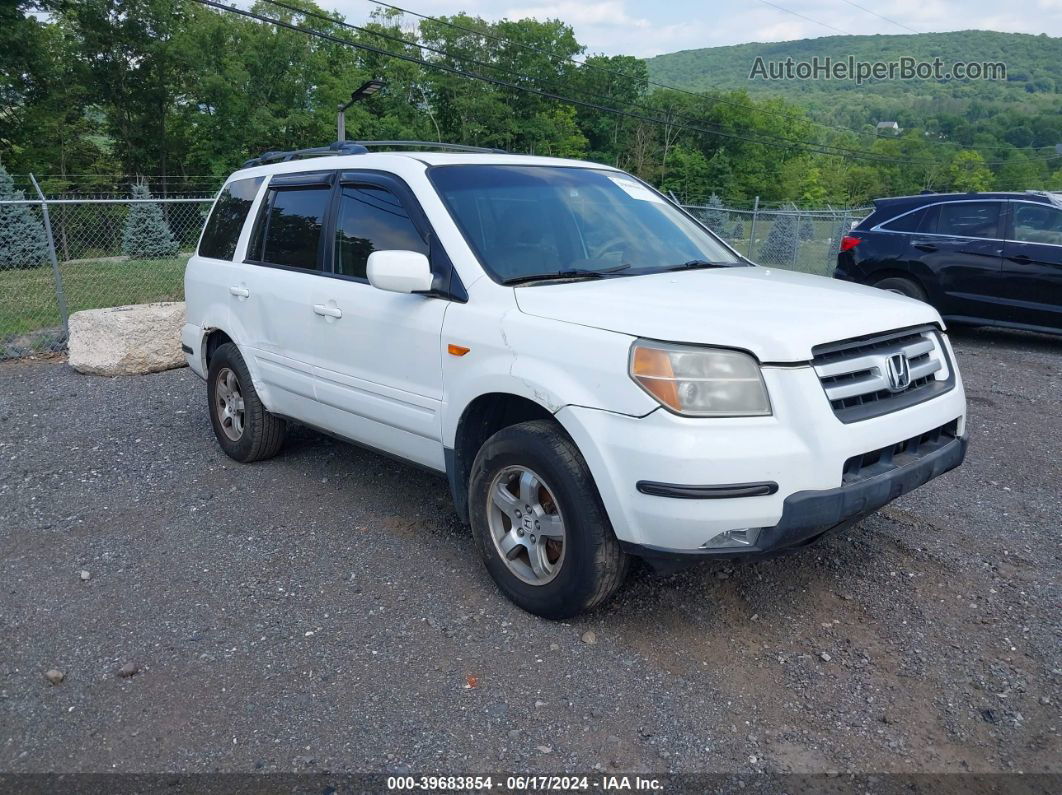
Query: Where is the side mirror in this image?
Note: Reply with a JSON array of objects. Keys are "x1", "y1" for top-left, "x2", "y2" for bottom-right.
[{"x1": 366, "y1": 250, "x2": 434, "y2": 294}]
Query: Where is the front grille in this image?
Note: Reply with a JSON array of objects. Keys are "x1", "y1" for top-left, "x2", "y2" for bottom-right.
[
  {"x1": 812, "y1": 326, "x2": 955, "y2": 422},
  {"x1": 842, "y1": 419, "x2": 959, "y2": 484}
]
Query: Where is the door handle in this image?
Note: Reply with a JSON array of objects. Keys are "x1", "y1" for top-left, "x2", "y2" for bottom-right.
[
  {"x1": 228, "y1": 286, "x2": 249, "y2": 298},
  {"x1": 914, "y1": 243, "x2": 938, "y2": 252},
  {"x1": 313, "y1": 304, "x2": 343, "y2": 319},
  {"x1": 1009, "y1": 254, "x2": 1032, "y2": 263}
]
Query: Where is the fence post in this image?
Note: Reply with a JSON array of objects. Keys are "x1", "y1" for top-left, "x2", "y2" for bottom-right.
[
  {"x1": 29, "y1": 173, "x2": 69, "y2": 336},
  {"x1": 748, "y1": 196, "x2": 759, "y2": 261}
]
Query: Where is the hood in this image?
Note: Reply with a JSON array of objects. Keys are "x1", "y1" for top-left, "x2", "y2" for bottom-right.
[{"x1": 513, "y1": 266, "x2": 942, "y2": 362}]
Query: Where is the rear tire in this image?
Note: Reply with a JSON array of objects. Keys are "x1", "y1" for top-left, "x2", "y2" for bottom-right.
[
  {"x1": 468, "y1": 420, "x2": 629, "y2": 619},
  {"x1": 874, "y1": 276, "x2": 927, "y2": 302},
  {"x1": 207, "y1": 342, "x2": 286, "y2": 463}
]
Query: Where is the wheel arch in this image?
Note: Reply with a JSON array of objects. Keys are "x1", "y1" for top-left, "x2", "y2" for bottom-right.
[{"x1": 446, "y1": 392, "x2": 561, "y2": 524}]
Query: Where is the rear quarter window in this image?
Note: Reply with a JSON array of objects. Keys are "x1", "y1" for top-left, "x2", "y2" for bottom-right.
[
  {"x1": 198, "y1": 177, "x2": 264, "y2": 260},
  {"x1": 879, "y1": 207, "x2": 926, "y2": 233}
]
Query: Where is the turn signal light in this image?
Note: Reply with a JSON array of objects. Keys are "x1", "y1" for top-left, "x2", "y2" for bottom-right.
[{"x1": 447, "y1": 344, "x2": 470, "y2": 357}]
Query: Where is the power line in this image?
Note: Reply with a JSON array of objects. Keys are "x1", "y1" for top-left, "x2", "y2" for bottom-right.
[
  {"x1": 835, "y1": 0, "x2": 920, "y2": 34},
  {"x1": 753, "y1": 0, "x2": 852, "y2": 36},
  {"x1": 364, "y1": 0, "x2": 1048, "y2": 157},
  {"x1": 195, "y1": 1, "x2": 1057, "y2": 167},
  {"x1": 263, "y1": 1, "x2": 862, "y2": 159},
  {"x1": 248, "y1": 0, "x2": 890, "y2": 162}
]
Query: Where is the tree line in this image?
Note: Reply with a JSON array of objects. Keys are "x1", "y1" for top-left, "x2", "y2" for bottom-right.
[{"x1": 2, "y1": 0, "x2": 1060, "y2": 205}]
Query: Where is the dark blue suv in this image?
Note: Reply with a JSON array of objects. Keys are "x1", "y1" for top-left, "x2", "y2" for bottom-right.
[{"x1": 835, "y1": 191, "x2": 1062, "y2": 335}]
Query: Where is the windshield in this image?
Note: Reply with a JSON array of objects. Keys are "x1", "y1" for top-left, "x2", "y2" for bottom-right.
[{"x1": 428, "y1": 165, "x2": 742, "y2": 283}]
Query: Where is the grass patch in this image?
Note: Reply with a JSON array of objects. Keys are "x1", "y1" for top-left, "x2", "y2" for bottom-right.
[{"x1": 0, "y1": 256, "x2": 187, "y2": 338}]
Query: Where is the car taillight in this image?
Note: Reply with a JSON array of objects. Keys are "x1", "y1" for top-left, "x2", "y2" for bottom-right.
[{"x1": 839, "y1": 235, "x2": 862, "y2": 252}]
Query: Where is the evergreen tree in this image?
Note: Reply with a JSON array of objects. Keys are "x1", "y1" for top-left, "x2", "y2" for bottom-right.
[
  {"x1": 799, "y1": 214, "x2": 815, "y2": 241},
  {"x1": 732, "y1": 220, "x2": 745, "y2": 239},
  {"x1": 759, "y1": 208, "x2": 800, "y2": 266},
  {"x1": 122, "y1": 180, "x2": 177, "y2": 258},
  {"x1": 0, "y1": 164, "x2": 50, "y2": 270},
  {"x1": 701, "y1": 193, "x2": 727, "y2": 232}
]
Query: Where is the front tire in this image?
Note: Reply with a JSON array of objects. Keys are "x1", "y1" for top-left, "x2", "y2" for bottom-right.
[
  {"x1": 468, "y1": 420, "x2": 628, "y2": 619},
  {"x1": 207, "y1": 342, "x2": 286, "y2": 463}
]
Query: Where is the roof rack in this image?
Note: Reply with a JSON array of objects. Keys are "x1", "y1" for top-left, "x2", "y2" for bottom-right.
[{"x1": 242, "y1": 140, "x2": 506, "y2": 168}]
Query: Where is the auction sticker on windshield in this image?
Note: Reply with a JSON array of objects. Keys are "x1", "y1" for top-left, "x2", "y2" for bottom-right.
[{"x1": 607, "y1": 175, "x2": 663, "y2": 202}]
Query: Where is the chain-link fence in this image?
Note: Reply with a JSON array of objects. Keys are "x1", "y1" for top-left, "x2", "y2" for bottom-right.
[
  {"x1": 682, "y1": 202, "x2": 869, "y2": 276},
  {"x1": 0, "y1": 175, "x2": 869, "y2": 360},
  {"x1": 0, "y1": 179, "x2": 214, "y2": 358}
]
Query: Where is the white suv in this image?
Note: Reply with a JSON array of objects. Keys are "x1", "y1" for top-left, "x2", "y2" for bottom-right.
[{"x1": 183, "y1": 143, "x2": 967, "y2": 618}]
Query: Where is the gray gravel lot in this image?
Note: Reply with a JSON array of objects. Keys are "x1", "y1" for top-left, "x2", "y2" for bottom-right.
[{"x1": 1, "y1": 327, "x2": 1059, "y2": 776}]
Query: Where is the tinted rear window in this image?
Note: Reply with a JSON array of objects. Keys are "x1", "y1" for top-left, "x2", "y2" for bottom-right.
[
  {"x1": 254, "y1": 186, "x2": 332, "y2": 270},
  {"x1": 198, "y1": 177, "x2": 264, "y2": 260},
  {"x1": 934, "y1": 202, "x2": 1000, "y2": 238}
]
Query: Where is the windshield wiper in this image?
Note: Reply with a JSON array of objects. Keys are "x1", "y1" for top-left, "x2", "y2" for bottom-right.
[
  {"x1": 662, "y1": 259, "x2": 737, "y2": 272},
  {"x1": 501, "y1": 263, "x2": 631, "y2": 286}
]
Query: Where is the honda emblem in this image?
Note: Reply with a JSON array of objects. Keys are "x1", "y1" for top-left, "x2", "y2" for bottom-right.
[{"x1": 885, "y1": 353, "x2": 911, "y2": 392}]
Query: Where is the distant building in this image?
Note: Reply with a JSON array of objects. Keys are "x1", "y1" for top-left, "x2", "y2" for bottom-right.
[{"x1": 876, "y1": 121, "x2": 901, "y2": 134}]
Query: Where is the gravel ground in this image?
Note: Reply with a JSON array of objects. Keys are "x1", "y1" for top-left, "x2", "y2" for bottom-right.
[{"x1": 1, "y1": 327, "x2": 1059, "y2": 777}]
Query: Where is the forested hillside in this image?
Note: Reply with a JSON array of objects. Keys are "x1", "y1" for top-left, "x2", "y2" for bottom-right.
[
  {"x1": 647, "y1": 30, "x2": 1062, "y2": 149},
  {"x1": 2, "y1": 2, "x2": 1060, "y2": 206}
]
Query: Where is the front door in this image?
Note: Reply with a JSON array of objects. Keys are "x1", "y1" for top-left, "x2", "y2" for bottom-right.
[
  {"x1": 306, "y1": 174, "x2": 448, "y2": 471},
  {"x1": 1001, "y1": 201, "x2": 1062, "y2": 331}
]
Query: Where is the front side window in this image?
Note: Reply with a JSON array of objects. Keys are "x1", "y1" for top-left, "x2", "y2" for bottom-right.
[
  {"x1": 198, "y1": 177, "x2": 264, "y2": 260},
  {"x1": 253, "y1": 186, "x2": 332, "y2": 270},
  {"x1": 933, "y1": 202, "x2": 1000, "y2": 239},
  {"x1": 334, "y1": 185, "x2": 427, "y2": 280},
  {"x1": 1011, "y1": 203, "x2": 1062, "y2": 245},
  {"x1": 428, "y1": 165, "x2": 740, "y2": 283}
]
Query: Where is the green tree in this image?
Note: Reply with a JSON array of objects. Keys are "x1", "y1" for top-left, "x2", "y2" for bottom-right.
[
  {"x1": 700, "y1": 193, "x2": 727, "y2": 232},
  {"x1": 122, "y1": 180, "x2": 178, "y2": 258},
  {"x1": 0, "y1": 165, "x2": 50, "y2": 270},
  {"x1": 759, "y1": 207, "x2": 800, "y2": 267},
  {"x1": 947, "y1": 150, "x2": 994, "y2": 192}
]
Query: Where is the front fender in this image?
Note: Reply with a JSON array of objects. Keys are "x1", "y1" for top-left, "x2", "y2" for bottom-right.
[{"x1": 440, "y1": 303, "x2": 657, "y2": 447}]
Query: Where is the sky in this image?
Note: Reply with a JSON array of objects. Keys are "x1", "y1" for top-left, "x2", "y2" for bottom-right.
[{"x1": 315, "y1": 0, "x2": 1062, "y2": 58}]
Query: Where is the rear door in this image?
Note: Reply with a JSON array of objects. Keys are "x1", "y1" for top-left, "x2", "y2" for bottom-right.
[
  {"x1": 910, "y1": 200, "x2": 1006, "y2": 320},
  {"x1": 1001, "y1": 201, "x2": 1062, "y2": 331},
  {"x1": 304, "y1": 172, "x2": 448, "y2": 470},
  {"x1": 237, "y1": 171, "x2": 336, "y2": 417}
]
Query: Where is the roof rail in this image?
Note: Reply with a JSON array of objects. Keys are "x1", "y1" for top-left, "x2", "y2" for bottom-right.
[
  {"x1": 356, "y1": 140, "x2": 507, "y2": 154},
  {"x1": 242, "y1": 141, "x2": 368, "y2": 168},
  {"x1": 241, "y1": 140, "x2": 506, "y2": 168}
]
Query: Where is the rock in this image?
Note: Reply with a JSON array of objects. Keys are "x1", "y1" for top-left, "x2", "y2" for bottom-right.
[
  {"x1": 581, "y1": 630, "x2": 597, "y2": 645},
  {"x1": 536, "y1": 745, "x2": 553, "y2": 754},
  {"x1": 68, "y1": 302, "x2": 187, "y2": 376},
  {"x1": 79, "y1": 570, "x2": 91, "y2": 581},
  {"x1": 820, "y1": 652, "x2": 832, "y2": 662},
  {"x1": 117, "y1": 662, "x2": 140, "y2": 678},
  {"x1": 44, "y1": 669, "x2": 64, "y2": 685}
]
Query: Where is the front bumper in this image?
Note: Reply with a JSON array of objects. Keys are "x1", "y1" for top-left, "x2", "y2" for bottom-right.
[
  {"x1": 555, "y1": 360, "x2": 967, "y2": 555},
  {"x1": 623, "y1": 433, "x2": 966, "y2": 569}
]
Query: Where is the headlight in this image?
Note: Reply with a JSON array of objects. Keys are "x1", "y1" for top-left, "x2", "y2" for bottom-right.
[{"x1": 629, "y1": 340, "x2": 771, "y2": 417}]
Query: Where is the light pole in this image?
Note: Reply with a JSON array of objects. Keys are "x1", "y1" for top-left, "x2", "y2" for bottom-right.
[{"x1": 337, "y1": 79, "x2": 385, "y2": 142}]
